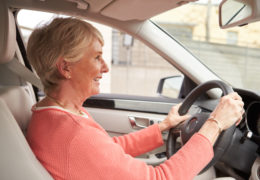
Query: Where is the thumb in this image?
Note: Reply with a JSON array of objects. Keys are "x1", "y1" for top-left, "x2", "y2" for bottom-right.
[
  {"x1": 172, "y1": 103, "x2": 182, "y2": 113},
  {"x1": 180, "y1": 114, "x2": 191, "y2": 122}
]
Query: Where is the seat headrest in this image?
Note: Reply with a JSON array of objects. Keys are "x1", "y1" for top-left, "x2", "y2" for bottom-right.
[{"x1": 0, "y1": 2, "x2": 16, "y2": 64}]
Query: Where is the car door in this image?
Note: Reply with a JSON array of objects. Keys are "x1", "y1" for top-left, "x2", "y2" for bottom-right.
[{"x1": 84, "y1": 94, "x2": 176, "y2": 165}]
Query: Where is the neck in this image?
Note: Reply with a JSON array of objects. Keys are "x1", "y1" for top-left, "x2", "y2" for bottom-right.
[{"x1": 45, "y1": 83, "x2": 86, "y2": 115}]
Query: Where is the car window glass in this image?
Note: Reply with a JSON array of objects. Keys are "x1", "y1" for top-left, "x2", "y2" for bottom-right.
[
  {"x1": 17, "y1": 9, "x2": 182, "y2": 98},
  {"x1": 152, "y1": 0, "x2": 260, "y2": 94}
]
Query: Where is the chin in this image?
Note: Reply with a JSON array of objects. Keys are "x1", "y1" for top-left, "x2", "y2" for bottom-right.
[
  {"x1": 91, "y1": 89, "x2": 100, "y2": 96},
  {"x1": 84, "y1": 88, "x2": 100, "y2": 99}
]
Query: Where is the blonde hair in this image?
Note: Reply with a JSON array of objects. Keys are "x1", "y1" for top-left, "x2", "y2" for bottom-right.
[{"x1": 27, "y1": 17, "x2": 104, "y2": 93}]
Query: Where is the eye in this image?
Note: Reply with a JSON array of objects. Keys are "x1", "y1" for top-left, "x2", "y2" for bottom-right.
[{"x1": 95, "y1": 55, "x2": 101, "y2": 61}]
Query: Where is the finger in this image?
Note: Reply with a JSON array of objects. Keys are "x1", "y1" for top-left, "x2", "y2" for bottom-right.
[
  {"x1": 235, "y1": 100, "x2": 244, "y2": 108},
  {"x1": 176, "y1": 115, "x2": 191, "y2": 125},
  {"x1": 228, "y1": 92, "x2": 242, "y2": 101},
  {"x1": 174, "y1": 103, "x2": 182, "y2": 109},
  {"x1": 241, "y1": 108, "x2": 245, "y2": 115},
  {"x1": 234, "y1": 102, "x2": 244, "y2": 114},
  {"x1": 236, "y1": 116, "x2": 243, "y2": 126},
  {"x1": 182, "y1": 114, "x2": 191, "y2": 120},
  {"x1": 171, "y1": 103, "x2": 182, "y2": 113}
]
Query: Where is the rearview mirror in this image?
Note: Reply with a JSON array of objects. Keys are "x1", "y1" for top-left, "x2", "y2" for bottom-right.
[{"x1": 219, "y1": 0, "x2": 260, "y2": 28}]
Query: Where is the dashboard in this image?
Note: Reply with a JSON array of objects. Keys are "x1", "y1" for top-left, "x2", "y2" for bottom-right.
[
  {"x1": 193, "y1": 88, "x2": 260, "y2": 177},
  {"x1": 246, "y1": 101, "x2": 260, "y2": 136},
  {"x1": 235, "y1": 88, "x2": 260, "y2": 144}
]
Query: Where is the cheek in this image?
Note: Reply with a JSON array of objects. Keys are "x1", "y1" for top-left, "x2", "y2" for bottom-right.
[
  {"x1": 82, "y1": 69, "x2": 99, "y2": 87},
  {"x1": 73, "y1": 61, "x2": 100, "y2": 84},
  {"x1": 89, "y1": 64, "x2": 101, "y2": 76},
  {"x1": 88, "y1": 69, "x2": 99, "y2": 79},
  {"x1": 78, "y1": 64, "x2": 96, "y2": 77}
]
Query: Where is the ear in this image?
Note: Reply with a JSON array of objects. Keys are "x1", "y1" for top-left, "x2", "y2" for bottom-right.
[{"x1": 56, "y1": 58, "x2": 72, "y2": 79}]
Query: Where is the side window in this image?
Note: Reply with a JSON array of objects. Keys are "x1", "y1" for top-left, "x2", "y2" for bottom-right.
[{"x1": 17, "y1": 10, "x2": 182, "y2": 98}]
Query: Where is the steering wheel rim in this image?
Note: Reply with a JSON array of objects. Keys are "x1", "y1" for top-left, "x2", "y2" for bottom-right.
[{"x1": 166, "y1": 80, "x2": 236, "y2": 172}]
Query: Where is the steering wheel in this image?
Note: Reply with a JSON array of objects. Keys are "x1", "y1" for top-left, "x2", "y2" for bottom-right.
[{"x1": 166, "y1": 80, "x2": 236, "y2": 172}]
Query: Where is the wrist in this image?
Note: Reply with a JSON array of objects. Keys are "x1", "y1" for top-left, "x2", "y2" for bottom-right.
[
  {"x1": 158, "y1": 121, "x2": 168, "y2": 132},
  {"x1": 207, "y1": 116, "x2": 223, "y2": 134},
  {"x1": 199, "y1": 119, "x2": 222, "y2": 145}
]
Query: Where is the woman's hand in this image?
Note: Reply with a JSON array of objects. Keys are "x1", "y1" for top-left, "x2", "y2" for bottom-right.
[
  {"x1": 159, "y1": 103, "x2": 190, "y2": 132},
  {"x1": 199, "y1": 92, "x2": 244, "y2": 144},
  {"x1": 210, "y1": 92, "x2": 244, "y2": 131}
]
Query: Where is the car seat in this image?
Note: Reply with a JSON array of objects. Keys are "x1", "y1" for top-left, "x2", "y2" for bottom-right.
[{"x1": 0, "y1": 1, "x2": 53, "y2": 179}]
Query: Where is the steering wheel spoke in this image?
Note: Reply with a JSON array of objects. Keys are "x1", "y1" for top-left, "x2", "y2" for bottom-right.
[{"x1": 181, "y1": 112, "x2": 210, "y2": 144}]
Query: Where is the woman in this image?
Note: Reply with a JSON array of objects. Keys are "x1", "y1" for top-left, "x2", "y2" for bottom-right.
[{"x1": 26, "y1": 17, "x2": 244, "y2": 180}]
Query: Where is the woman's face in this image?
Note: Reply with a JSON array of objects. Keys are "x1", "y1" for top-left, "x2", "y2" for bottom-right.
[{"x1": 70, "y1": 38, "x2": 109, "y2": 98}]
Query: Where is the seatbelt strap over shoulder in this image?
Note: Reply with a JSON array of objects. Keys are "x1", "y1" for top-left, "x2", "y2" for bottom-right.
[{"x1": 6, "y1": 58, "x2": 43, "y2": 90}]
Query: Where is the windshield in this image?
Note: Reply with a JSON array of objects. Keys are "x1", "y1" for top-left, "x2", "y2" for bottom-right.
[{"x1": 152, "y1": 0, "x2": 260, "y2": 93}]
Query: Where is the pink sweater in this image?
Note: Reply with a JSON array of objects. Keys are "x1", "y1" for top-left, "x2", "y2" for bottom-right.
[{"x1": 27, "y1": 106, "x2": 213, "y2": 180}]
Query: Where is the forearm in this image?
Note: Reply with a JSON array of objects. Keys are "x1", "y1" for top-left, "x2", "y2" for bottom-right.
[
  {"x1": 112, "y1": 124, "x2": 164, "y2": 156},
  {"x1": 198, "y1": 120, "x2": 221, "y2": 145},
  {"x1": 72, "y1": 132, "x2": 213, "y2": 180}
]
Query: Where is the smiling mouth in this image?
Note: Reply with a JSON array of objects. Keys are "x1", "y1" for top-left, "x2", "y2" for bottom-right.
[{"x1": 93, "y1": 77, "x2": 102, "y2": 82}]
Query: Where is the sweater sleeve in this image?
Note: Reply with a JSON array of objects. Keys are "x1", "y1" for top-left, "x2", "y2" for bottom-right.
[
  {"x1": 112, "y1": 124, "x2": 164, "y2": 157},
  {"x1": 68, "y1": 128, "x2": 214, "y2": 180}
]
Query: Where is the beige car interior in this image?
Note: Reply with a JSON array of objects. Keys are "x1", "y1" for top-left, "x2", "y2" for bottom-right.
[
  {"x1": 0, "y1": 0, "x2": 246, "y2": 179},
  {"x1": 0, "y1": 3, "x2": 53, "y2": 180},
  {"x1": 0, "y1": 0, "x2": 203, "y2": 179}
]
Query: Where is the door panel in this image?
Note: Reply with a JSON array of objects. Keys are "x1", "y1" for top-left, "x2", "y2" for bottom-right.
[
  {"x1": 86, "y1": 107, "x2": 167, "y2": 138},
  {"x1": 84, "y1": 94, "x2": 201, "y2": 166},
  {"x1": 86, "y1": 107, "x2": 168, "y2": 166}
]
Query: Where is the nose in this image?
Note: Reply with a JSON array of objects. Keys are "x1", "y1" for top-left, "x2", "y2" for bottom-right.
[{"x1": 101, "y1": 58, "x2": 109, "y2": 73}]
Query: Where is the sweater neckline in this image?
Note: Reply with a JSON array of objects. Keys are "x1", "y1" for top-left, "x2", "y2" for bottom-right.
[{"x1": 32, "y1": 105, "x2": 89, "y2": 119}]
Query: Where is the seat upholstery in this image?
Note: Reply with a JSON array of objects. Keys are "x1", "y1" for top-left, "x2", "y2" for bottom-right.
[
  {"x1": 0, "y1": 86, "x2": 34, "y2": 134},
  {"x1": 0, "y1": 89, "x2": 53, "y2": 180}
]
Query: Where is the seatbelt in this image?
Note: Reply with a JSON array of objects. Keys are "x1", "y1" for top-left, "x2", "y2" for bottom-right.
[{"x1": 6, "y1": 58, "x2": 43, "y2": 90}]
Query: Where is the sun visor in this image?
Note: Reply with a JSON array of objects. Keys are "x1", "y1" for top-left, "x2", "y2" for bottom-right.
[
  {"x1": 101, "y1": 0, "x2": 196, "y2": 21},
  {"x1": 0, "y1": 2, "x2": 16, "y2": 64}
]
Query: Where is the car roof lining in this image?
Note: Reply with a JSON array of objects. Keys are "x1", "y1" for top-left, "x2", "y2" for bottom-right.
[
  {"x1": 100, "y1": 0, "x2": 194, "y2": 21},
  {"x1": 6, "y1": 0, "x2": 197, "y2": 21}
]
